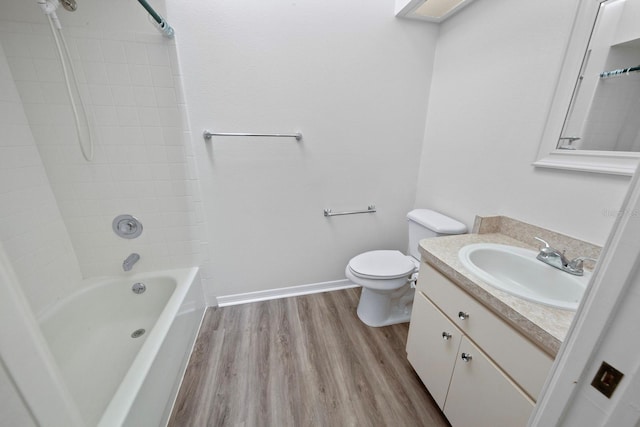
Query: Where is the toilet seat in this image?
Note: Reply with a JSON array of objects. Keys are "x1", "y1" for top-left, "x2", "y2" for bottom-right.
[{"x1": 348, "y1": 250, "x2": 416, "y2": 279}]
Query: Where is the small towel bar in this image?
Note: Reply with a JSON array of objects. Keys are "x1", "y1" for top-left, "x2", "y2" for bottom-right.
[
  {"x1": 203, "y1": 130, "x2": 302, "y2": 141},
  {"x1": 324, "y1": 205, "x2": 376, "y2": 217}
]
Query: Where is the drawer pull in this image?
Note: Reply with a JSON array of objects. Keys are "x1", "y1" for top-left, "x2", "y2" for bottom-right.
[
  {"x1": 458, "y1": 311, "x2": 470, "y2": 320},
  {"x1": 442, "y1": 332, "x2": 452, "y2": 340},
  {"x1": 461, "y1": 352, "x2": 473, "y2": 363}
]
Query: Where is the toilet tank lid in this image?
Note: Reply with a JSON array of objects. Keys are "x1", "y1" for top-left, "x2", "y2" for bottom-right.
[{"x1": 406, "y1": 209, "x2": 467, "y2": 234}]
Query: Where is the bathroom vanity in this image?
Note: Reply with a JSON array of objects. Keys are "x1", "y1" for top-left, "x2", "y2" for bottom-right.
[{"x1": 406, "y1": 216, "x2": 600, "y2": 427}]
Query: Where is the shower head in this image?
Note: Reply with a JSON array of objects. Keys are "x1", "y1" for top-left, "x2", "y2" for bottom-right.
[{"x1": 60, "y1": 0, "x2": 77, "y2": 12}]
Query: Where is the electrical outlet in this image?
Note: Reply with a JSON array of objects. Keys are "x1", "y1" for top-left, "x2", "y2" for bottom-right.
[{"x1": 591, "y1": 361, "x2": 624, "y2": 398}]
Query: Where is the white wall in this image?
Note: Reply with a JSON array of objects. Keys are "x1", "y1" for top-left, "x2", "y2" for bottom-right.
[
  {"x1": 0, "y1": 1, "x2": 208, "y2": 291},
  {"x1": 415, "y1": 0, "x2": 631, "y2": 246},
  {"x1": 0, "y1": 40, "x2": 82, "y2": 315},
  {"x1": 168, "y1": 0, "x2": 439, "y2": 296}
]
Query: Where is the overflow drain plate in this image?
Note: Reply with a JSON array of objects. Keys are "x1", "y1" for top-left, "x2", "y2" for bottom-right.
[{"x1": 132, "y1": 282, "x2": 146, "y2": 294}]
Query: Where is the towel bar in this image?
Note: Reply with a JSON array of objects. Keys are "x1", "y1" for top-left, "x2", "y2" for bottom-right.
[
  {"x1": 203, "y1": 130, "x2": 302, "y2": 141},
  {"x1": 324, "y1": 205, "x2": 376, "y2": 217}
]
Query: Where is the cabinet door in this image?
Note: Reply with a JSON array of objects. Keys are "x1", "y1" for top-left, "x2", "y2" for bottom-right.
[
  {"x1": 444, "y1": 336, "x2": 534, "y2": 427},
  {"x1": 406, "y1": 292, "x2": 462, "y2": 410}
]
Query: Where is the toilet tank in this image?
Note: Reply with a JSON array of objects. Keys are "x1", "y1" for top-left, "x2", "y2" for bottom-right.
[{"x1": 406, "y1": 209, "x2": 467, "y2": 260}]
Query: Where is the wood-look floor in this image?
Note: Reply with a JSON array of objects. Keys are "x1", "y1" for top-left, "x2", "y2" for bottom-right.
[{"x1": 168, "y1": 288, "x2": 450, "y2": 427}]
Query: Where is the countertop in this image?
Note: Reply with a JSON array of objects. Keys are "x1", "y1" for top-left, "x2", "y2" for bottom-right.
[{"x1": 419, "y1": 233, "x2": 577, "y2": 357}]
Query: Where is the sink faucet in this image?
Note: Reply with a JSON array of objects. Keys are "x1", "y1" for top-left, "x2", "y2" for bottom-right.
[
  {"x1": 534, "y1": 237, "x2": 596, "y2": 276},
  {"x1": 123, "y1": 253, "x2": 140, "y2": 272}
]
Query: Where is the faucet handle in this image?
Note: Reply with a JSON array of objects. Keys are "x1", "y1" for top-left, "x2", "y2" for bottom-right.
[
  {"x1": 534, "y1": 237, "x2": 555, "y2": 254},
  {"x1": 534, "y1": 237, "x2": 550, "y2": 247},
  {"x1": 565, "y1": 256, "x2": 597, "y2": 275},
  {"x1": 534, "y1": 237, "x2": 549, "y2": 248},
  {"x1": 568, "y1": 256, "x2": 597, "y2": 270}
]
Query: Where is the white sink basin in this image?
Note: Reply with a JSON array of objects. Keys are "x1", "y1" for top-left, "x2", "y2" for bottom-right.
[{"x1": 458, "y1": 243, "x2": 590, "y2": 311}]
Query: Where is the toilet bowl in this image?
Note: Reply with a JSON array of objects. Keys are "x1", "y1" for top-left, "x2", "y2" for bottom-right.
[
  {"x1": 346, "y1": 209, "x2": 466, "y2": 327},
  {"x1": 346, "y1": 250, "x2": 419, "y2": 326}
]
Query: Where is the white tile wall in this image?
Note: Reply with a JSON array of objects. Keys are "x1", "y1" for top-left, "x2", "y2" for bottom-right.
[
  {"x1": 0, "y1": 41, "x2": 83, "y2": 315},
  {"x1": 0, "y1": 21, "x2": 208, "y2": 282}
]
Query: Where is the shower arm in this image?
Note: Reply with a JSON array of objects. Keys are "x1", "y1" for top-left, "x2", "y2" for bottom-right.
[{"x1": 136, "y1": 0, "x2": 174, "y2": 38}]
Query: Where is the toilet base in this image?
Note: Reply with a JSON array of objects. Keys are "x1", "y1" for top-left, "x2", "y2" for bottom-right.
[{"x1": 356, "y1": 285, "x2": 415, "y2": 327}]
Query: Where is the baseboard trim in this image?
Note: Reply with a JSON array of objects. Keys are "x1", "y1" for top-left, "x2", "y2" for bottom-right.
[{"x1": 216, "y1": 279, "x2": 359, "y2": 307}]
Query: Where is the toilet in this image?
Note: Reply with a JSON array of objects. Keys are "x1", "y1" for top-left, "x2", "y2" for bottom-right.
[{"x1": 346, "y1": 209, "x2": 467, "y2": 327}]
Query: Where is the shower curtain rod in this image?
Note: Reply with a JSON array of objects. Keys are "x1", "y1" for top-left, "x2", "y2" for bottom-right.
[
  {"x1": 137, "y1": 0, "x2": 174, "y2": 38},
  {"x1": 600, "y1": 65, "x2": 640, "y2": 78}
]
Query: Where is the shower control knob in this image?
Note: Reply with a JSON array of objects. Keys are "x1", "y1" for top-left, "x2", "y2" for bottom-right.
[
  {"x1": 113, "y1": 214, "x2": 143, "y2": 239},
  {"x1": 461, "y1": 353, "x2": 473, "y2": 363},
  {"x1": 442, "y1": 332, "x2": 452, "y2": 340},
  {"x1": 458, "y1": 311, "x2": 470, "y2": 320}
]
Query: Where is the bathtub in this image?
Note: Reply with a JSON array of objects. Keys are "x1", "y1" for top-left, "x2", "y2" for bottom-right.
[{"x1": 38, "y1": 267, "x2": 206, "y2": 427}]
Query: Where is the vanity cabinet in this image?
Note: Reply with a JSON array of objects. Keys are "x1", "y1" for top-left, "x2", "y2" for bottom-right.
[{"x1": 407, "y1": 262, "x2": 553, "y2": 427}]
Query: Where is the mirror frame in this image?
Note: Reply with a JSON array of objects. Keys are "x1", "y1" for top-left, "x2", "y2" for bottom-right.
[{"x1": 533, "y1": 0, "x2": 640, "y2": 176}]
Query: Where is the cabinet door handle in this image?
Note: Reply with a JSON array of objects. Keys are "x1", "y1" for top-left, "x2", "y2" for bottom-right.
[
  {"x1": 461, "y1": 352, "x2": 473, "y2": 363},
  {"x1": 458, "y1": 311, "x2": 470, "y2": 320},
  {"x1": 442, "y1": 332, "x2": 452, "y2": 340}
]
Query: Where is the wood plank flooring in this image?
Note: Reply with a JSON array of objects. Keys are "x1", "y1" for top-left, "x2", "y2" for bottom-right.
[{"x1": 168, "y1": 288, "x2": 450, "y2": 427}]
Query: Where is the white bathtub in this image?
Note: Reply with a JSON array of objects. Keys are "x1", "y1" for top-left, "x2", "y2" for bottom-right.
[{"x1": 38, "y1": 267, "x2": 206, "y2": 427}]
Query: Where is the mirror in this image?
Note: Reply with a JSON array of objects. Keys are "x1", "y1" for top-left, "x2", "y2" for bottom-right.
[
  {"x1": 534, "y1": 0, "x2": 640, "y2": 176},
  {"x1": 559, "y1": 0, "x2": 640, "y2": 152}
]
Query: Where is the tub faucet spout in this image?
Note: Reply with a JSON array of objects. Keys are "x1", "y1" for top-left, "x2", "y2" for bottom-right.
[{"x1": 123, "y1": 253, "x2": 140, "y2": 272}]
